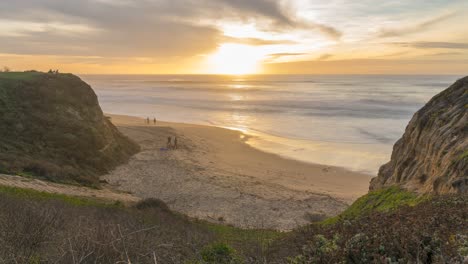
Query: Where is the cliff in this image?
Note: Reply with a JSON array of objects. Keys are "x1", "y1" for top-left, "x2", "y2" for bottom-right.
[
  {"x1": 0, "y1": 71, "x2": 139, "y2": 185},
  {"x1": 370, "y1": 76, "x2": 468, "y2": 194}
]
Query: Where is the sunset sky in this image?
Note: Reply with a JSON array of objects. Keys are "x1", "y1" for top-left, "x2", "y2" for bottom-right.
[{"x1": 1, "y1": 0, "x2": 467, "y2": 74}]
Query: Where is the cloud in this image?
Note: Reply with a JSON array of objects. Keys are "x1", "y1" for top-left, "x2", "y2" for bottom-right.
[
  {"x1": 427, "y1": 52, "x2": 463, "y2": 56},
  {"x1": 216, "y1": 0, "x2": 295, "y2": 26},
  {"x1": 0, "y1": 0, "x2": 306, "y2": 58},
  {"x1": 263, "y1": 58, "x2": 468, "y2": 75},
  {"x1": 309, "y1": 23, "x2": 342, "y2": 40},
  {"x1": 316, "y1": 53, "x2": 333, "y2": 61},
  {"x1": 267, "y1": 53, "x2": 307, "y2": 58},
  {"x1": 265, "y1": 52, "x2": 307, "y2": 62},
  {"x1": 222, "y1": 36, "x2": 297, "y2": 46},
  {"x1": 378, "y1": 12, "x2": 454, "y2": 38},
  {"x1": 0, "y1": 0, "x2": 342, "y2": 59},
  {"x1": 392, "y1": 41, "x2": 468, "y2": 49},
  {"x1": 374, "y1": 51, "x2": 411, "y2": 58}
]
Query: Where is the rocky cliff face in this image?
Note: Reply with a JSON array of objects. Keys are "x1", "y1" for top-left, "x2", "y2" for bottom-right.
[
  {"x1": 0, "y1": 71, "x2": 139, "y2": 185},
  {"x1": 370, "y1": 76, "x2": 467, "y2": 194}
]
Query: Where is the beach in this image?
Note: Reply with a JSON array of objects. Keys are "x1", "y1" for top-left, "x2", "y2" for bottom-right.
[
  {"x1": 83, "y1": 74, "x2": 454, "y2": 175},
  {"x1": 103, "y1": 114, "x2": 371, "y2": 230}
]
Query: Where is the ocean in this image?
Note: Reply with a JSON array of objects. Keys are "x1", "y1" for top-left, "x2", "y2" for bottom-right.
[{"x1": 81, "y1": 74, "x2": 460, "y2": 175}]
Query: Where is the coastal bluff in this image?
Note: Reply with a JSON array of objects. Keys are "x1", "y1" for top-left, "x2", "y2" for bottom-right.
[
  {"x1": 0, "y1": 71, "x2": 139, "y2": 185},
  {"x1": 370, "y1": 76, "x2": 468, "y2": 194}
]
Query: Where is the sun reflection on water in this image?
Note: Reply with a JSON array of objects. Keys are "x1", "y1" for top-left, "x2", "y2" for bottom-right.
[{"x1": 228, "y1": 93, "x2": 244, "y2": 101}]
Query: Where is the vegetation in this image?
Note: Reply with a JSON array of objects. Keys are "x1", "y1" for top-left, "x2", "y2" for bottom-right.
[
  {"x1": 0, "y1": 185, "x2": 465, "y2": 263},
  {"x1": 0, "y1": 71, "x2": 139, "y2": 186},
  {"x1": 0, "y1": 71, "x2": 40, "y2": 81},
  {"x1": 0, "y1": 186, "x2": 282, "y2": 263},
  {"x1": 199, "y1": 243, "x2": 243, "y2": 264},
  {"x1": 0, "y1": 71, "x2": 465, "y2": 263},
  {"x1": 266, "y1": 191, "x2": 467, "y2": 263},
  {"x1": 322, "y1": 186, "x2": 428, "y2": 225},
  {"x1": 0, "y1": 185, "x2": 122, "y2": 208},
  {"x1": 459, "y1": 150, "x2": 468, "y2": 161}
]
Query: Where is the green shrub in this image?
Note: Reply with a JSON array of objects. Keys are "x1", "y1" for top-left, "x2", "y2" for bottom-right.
[
  {"x1": 322, "y1": 187, "x2": 428, "y2": 225},
  {"x1": 288, "y1": 234, "x2": 340, "y2": 264},
  {"x1": 201, "y1": 243, "x2": 243, "y2": 264}
]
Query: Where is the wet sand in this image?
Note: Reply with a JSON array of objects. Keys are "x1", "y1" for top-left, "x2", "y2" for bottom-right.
[{"x1": 103, "y1": 114, "x2": 372, "y2": 230}]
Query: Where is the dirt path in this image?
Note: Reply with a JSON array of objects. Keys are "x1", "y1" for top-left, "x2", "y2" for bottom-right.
[{"x1": 0, "y1": 174, "x2": 139, "y2": 204}]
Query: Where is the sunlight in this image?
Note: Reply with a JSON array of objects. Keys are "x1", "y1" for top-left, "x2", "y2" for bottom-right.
[{"x1": 206, "y1": 43, "x2": 263, "y2": 75}]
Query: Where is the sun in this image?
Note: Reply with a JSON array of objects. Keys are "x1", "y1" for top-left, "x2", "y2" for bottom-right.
[{"x1": 206, "y1": 43, "x2": 263, "y2": 75}]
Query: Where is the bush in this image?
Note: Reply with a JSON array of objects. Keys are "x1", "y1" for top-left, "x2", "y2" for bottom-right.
[
  {"x1": 0, "y1": 188, "x2": 213, "y2": 263},
  {"x1": 201, "y1": 243, "x2": 243, "y2": 264},
  {"x1": 135, "y1": 198, "x2": 170, "y2": 212},
  {"x1": 267, "y1": 194, "x2": 467, "y2": 264}
]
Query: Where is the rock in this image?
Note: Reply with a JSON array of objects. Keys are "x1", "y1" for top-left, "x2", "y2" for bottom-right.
[{"x1": 370, "y1": 76, "x2": 468, "y2": 194}]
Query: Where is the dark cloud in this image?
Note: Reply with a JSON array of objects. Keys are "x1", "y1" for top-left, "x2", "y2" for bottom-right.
[
  {"x1": 216, "y1": 0, "x2": 295, "y2": 26},
  {"x1": 378, "y1": 13, "x2": 454, "y2": 38}
]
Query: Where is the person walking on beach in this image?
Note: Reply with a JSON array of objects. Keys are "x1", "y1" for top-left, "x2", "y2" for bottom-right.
[
  {"x1": 153, "y1": 118, "x2": 157, "y2": 125},
  {"x1": 174, "y1": 136, "x2": 178, "y2": 149},
  {"x1": 167, "y1": 136, "x2": 172, "y2": 149},
  {"x1": 146, "y1": 117, "x2": 150, "y2": 125}
]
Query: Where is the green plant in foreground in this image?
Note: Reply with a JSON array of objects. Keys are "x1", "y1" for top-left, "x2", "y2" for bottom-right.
[
  {"x1": 200, "y1": 243, "x2": 243, "y2": 264},
  {"x1": 459, "y1": 150, "x2": 468, "y2": 161}
]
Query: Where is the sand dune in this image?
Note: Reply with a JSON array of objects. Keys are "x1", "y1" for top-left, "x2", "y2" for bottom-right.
[{"x1": 103, "y1": 114, "x2": 372, "y2": 230}]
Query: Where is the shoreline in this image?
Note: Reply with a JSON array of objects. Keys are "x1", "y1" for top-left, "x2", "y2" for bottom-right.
[{"x1": 104, "y1": 114, "x2": 372, "y2": 230}]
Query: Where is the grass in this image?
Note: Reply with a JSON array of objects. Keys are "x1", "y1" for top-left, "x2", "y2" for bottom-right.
[
  {"x1": 0, "y1": 71, "x2": 140, "y2": 186},
  {"x1": 459, "y1": 150, "x2": 468, "y2": 161},
  {"x1": 0, "y1": 71, "x2": 41, "y2": 82},
  {"x1": 268, "y1": 194, "x2": 467, "y2": 263},
  {"x1": 0, "y1": 185, "x2": 122, "y2": 208},
  {"x1": 321, "y1": 186, "x2": 429, "y2": 225},
  {"x1": 0, "y1": 184, "x2": 464, "y2": 263},
  {"x1": 0, "y1": 183, "x2": 280, "y2": 248},
  {"x1": 203, "y1": 221, "x2": 283, "y2": 245},
  {"x1": 0, "y1": 184, "x2": 282, "y2": 262}
]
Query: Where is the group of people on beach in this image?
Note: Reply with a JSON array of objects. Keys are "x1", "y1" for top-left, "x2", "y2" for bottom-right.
[
  {"x1": 167, "y1": 136, "x2": 178, "y2": 150},
  {"x1": 145, "y1": 117, "x2": 179, "y2": 150},
  {"x1": 145, "y1": 117, "x2": 157, "y2": 125}
]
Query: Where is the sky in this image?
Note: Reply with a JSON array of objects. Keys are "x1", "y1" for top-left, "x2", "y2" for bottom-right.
[{"x1": 0, "y1": 0, "x2": 467, "y2": 74}]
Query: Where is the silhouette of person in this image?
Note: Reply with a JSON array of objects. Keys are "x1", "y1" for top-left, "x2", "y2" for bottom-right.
[
  {"x1": 167, "y1": 136, "x2": 172, "y2": 149},
  {"x1": 146, "y1": 117, "x2": 150, "y2": 124},
  {"x1": 174, "y1": 136, "x2": 178, "y2": 149},
  {"x1": 153, "y1": 118, "x2": 156, "y2": 125}
]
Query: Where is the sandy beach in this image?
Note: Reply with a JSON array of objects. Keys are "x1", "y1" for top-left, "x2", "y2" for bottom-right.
[{"x1": 103, "y1": 114, "x2": 372, "y2": 230}]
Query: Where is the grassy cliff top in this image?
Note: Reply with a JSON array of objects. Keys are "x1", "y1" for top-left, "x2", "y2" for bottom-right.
[{"x1": 0, "y1": 71, "x2": 139, "y2": 185}]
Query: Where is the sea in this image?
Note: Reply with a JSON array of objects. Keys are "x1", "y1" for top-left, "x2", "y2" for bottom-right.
[{"x1": 80, "y1": 74, "x2": 461, "y2": 176}]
